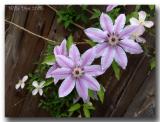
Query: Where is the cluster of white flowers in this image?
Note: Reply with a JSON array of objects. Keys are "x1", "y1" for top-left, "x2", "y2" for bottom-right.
[{"x1": 15, "y1": 75, "x2": 45, "y2": 96}]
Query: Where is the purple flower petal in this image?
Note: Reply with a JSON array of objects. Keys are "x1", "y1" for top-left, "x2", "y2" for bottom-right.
[
  {"x1": 54, "y1": 46, "x2": 60, "y2": 55},
  {"x1": 106, "y1": 5, "x2": 118, "y2": 12},
  {"x1": 81, "y1": 48, "x2": 95, "y2": 67},
  {"x1": 81, "y1": 75, "x2": 100, "y2": 91},
  {"x1": 84, "y1": 28, "x2": 107, "y2": 43},
  {"x1": 94, "y1": 43, "x2": 108, "y2": 58},
  {"x1": 84, "y1": 65, "x2": 103, "y2": 76},
  {"x1": 114, "y1": 46, "x2": 128, "y2": 69},
  {"x1": 59, "y1": 75, "x2": 75, "y2": 97},
  {"x1": 46, "y1": 63, "x2": 58, "y2": 78},
  {"x1": 69, "y1": 44, "x2": 80, "y2": 65},
  {"x1": 51, "y1": 68, "x2": 71, "y2": 80},
  {"x1": 101, "y1": 46, "x2": 115, "y2": 71},
  {"x1": 114, "y1": 14, "x2": 126, "y2": 34},
  {"x1": 130, "y1": 18, "x2": 140, "y2": 25},
  {"x1": 59, "y1": 39, "x2": 67, "y2": 56},
  {"x1": 76, "y1": 78, "x2": 88, "y2": 101},
  {"x1": 100, "y1": 13, "x2": 113, "y2": 33},
  {"x1": 119, "y1": 39, "x2": 143, "y2": 54},
  {"x1": 120, "y1": 25, "x2": 139, "y2": 39},
  {"x1": 56, "y1": 55, "x2": 74, "y2": 68}
]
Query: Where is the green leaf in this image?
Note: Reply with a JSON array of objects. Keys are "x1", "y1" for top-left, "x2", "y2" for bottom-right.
[
  {"x1": 90, "y1": 9, "x2": 101, "y2": 20},
  {"x1": 68, "y1": 103, "x2": 81, "y2": 112},
  {"x1": 85, "y1": 39, "x2": 96, "y2": 47},
  {"x1": 150, "y1": 57, "x2": 156, "y2": 70},
  {"x1": 83, "y1": 102, "x2": 95, "y2": 110},
  {"x1": 88, "y1": 90, "x2": 95, "y2": 100},
  {"x1": 97, "y1": 85, "x2": 105, "y2": 103},
  {"x1": 83, "y1": 106, "x2": 90, "y2": 118},
  {"x1": 67, "y1": 34, "x2": 74, "y2": 50},
  {"x1": 44, "y1": 79, "x2": 53, "y2": 87},
  {"x1": 149, "y1": 5, "x2": 155, "y2": 10},
  {"x1": 112, "y1": 60, "x2": 121, "y2": 80},
  {"x1": 42, "y1": 54, "x2": 55, "y2": 65}
]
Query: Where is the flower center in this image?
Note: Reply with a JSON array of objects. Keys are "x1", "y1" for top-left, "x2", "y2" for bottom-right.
[
  {"x1": 72, "y1": 67, "x2": 84, "y2": 78},
  {"x1": 107, "y1": 33, "x2": 119, "y2": 46}
]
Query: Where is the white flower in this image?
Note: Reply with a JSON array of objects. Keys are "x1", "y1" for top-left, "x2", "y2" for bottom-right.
[
  {"x1": 130, "y1": 11, "x2": 154, "y2": 28},
  {"x1": 32, "y1": 81, "x2": 45, "y2": 96},
  {"x1": 130, "y1": 26, "x2": 146, "y2": 43},
  {"x1": 15, "y1": 75, "x2": 28, "y2": 89}
]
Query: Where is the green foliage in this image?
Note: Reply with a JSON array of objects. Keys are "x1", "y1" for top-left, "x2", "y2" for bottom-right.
[
  {"x1": 112, "y1": 60, "x2": 121, "y2": 80},
  {"x1": 150, "y1": 57, "x2": 156, "y2": 70},
  {"x1": 90, "y1": 9, "x2": 101, "y2": 20},
  {"x1": 42, "y1": 54, "x2": 55, "y2": 65},
  {"x1": 67, "y1": 34, "x2": 74, "y2": 50},
  {"x1": 85, "y1": 39, "x2": 96, "y2": 47},
  {"x1": 57, "y1": 6, "x2": 88, "y2": 29},
  {"x1": 68, "y1": 103, "x2": 81, "y2": 112},
  {"x1": 97, "y1": 85, "x2": 105, "y2": 103},
  {"x1": 107, "y1": 8, "x2": 121, "y2": 20}
]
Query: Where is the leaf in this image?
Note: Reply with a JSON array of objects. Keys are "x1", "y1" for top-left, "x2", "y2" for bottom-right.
[
  {"x1": 88, "y1": 89, "x2": 95, "y2": 100},
  {"x1": 90, "y1": 9, "x2": 101, "y2": 20},
  {"x1": 68, "y1": 103, "x2": 81, "y2": 112},
  {"x1": 42, "y1": 55, "x2": 55, "y2": 65},
  {"x1": 67, "y1": 34, "x2": 74, "y2": 50},
  {"x1": 112, "y1": 60, "x2": 121, "y2": 80},
  {"x1": 85, "y1": 39, "x2": 96, "y2": 47},
  {"x1": 97, "y1": 85, "x2": 105, "y2": 103},
  {"x1": 44, "y1": 79, "x2": 53, "y2": 87},
  {"x1": 150, "y1": 57, "x2": 156, "y2": 70},
  {"x1": 83, "y1": 106, "x2": 90, "y2": 118},
  {"x1": 83, "y1": 102, "x2": 95, "y2": 110},
  {"x1": 149, "y1": 5, "x2": 155, "y2": 10}
]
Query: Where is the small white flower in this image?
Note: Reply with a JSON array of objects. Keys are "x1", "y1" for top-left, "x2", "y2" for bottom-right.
[
  {"x1": 130, "y1": 26, "x2": 146, "y2": 43},
  {"x1": 15, "y1": 75, "x2": 28, "y2": 90},
  {"x1": 32, "y1": 81, "x2": 45, "y2": 96},
  {"x1": 130, "y1": 11, "x2": 154, "y2": 28}
]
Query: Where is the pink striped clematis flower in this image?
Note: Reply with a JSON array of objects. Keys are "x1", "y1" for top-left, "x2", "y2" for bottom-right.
[
  {"x1": 84, "y1": 13, "x2": 143, "y2": 71},
  {"x1": 51, "y1": 44, "x2": 103, "y2": 101},
  {"x1": 46, "y1": 39, "x2": 68, "y2": 84}
]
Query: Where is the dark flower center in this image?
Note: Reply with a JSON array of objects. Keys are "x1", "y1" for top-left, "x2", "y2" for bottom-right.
[
  {"x1": 72, "y1": 67, "x2": 84, "y2": 78},
  {"x1": 107, "y1": 33, "x2": 120, "y2": 46}
]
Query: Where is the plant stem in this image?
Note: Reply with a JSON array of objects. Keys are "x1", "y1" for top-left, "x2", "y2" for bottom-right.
[
  {"x1": 5, "y1": 19, "x2": 58, "y2": 45},
  {"x1": 5, "y1": 19, "x2": 87, "y2": 45},
  {"x1": 47, "y1": 5, "x2": 85, "y2": 30}
]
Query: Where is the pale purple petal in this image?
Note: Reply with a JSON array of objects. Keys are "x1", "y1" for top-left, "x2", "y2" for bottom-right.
[
  {"x1": 51, "y1": 68, "x2": 71, "y2": 80},
  {"x1": 114, "y1": 46, "x2": 128, "y2": 69},
  {"x1": 56, "y1": 55, "x2": 74, "y2": 68},
  {"x1": 144, "y1": 21, "x2": 154, "y2": 28},
  {"x1": 133, "y1": 26, "x2": 145, "y2": 36},
  {"x1": 81, "y1": 75, "x2": 100, "y2": 91},
  {"x1": 101, "y1": 46, "x2": 115, "y2": 71},
  {"x1": 69, "y1": 44, "x2": 80, "y2": 64},
  {"x1": 119, "y1": 39, "x2": 143, "y2": 54},
  {"x1": 136, "y1": 37, "x2": 146, "y2": 43},
  {"x1": 54, "y1": 46, "x2": 60, "y2": 56},
  {"x1": 139, "y1": 11, "x2": 146, "y2": 21},
  {"x1": 84, "y1": 65, "x2": 103, "y2": 76},
  {"x1": 32, "y1": 89, "x2": 38, "y2": 95},
  {"x1": 59, "y1": 39, "x2": 67, "y2": 56},
  {"x1": 94, "y1": 43, "x2": 108, "y2": 58},
  {"x1": 84, "y1": 28, "x2": 107, "y2": 43},
  {"x1": 76, "y1": 79, "x2": 88, "y2": 101},
  {"x1": 100, "y1": 13, "x2": 113, "y2": 33},
  {"x1": 22, "y1": 75, "x2": 28, "y2": 82},
  {"x1": 120, "y1": 25, "x2": 139, "y2": 39},
  {"x1": 106, "y1": 5, "x2": 118, "y2": 12},
  {"x1": 39, "y1": 89, "x2": 43, "y2": 96},
  {"x1": 114, "y1": 14, "x2": 126, "y2": 33},
  {"x1": 130, "y1": 18, "x2": 140, "y2": 25},
  {"x1": 59, "y1": 75, "x2": 75, "y2": 97},
  {"x1": 81, "y1": 48, "x2": 95, "y2": 67},
  {"x1": 46, "y1": 63, "x2": 58, "y2": 78}
]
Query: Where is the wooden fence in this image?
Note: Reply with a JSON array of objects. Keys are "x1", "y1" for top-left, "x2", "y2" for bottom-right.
[{"x1": 5, "y1": 5, "x2": 156, "y2": 117}]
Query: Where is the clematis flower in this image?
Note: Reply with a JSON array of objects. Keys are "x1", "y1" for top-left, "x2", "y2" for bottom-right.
[
  {"x1": 15, "y1": 75, "x2": 28, "y2": 90},
  {"x1": 130, "y1": 26, "x2": 146, "y2": 43},
  {"x1": 51, "y1": 45, "x2": 103, "y2": 101},
  {"x1": 32, "y1": 81, "x2": 45, "y2": 96},
  {"x1": 84, "y1": 13, "x2": 143, "y2": 71},
  {"x1": 130, "y1": 11, "x2": 154, "y2": 28},
  {"x1": 106, "y1": 5, "x2": 118, "y2": 12},
  {"x1": 46, "y1": 39, "x2": 67, "y2": 84}
]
